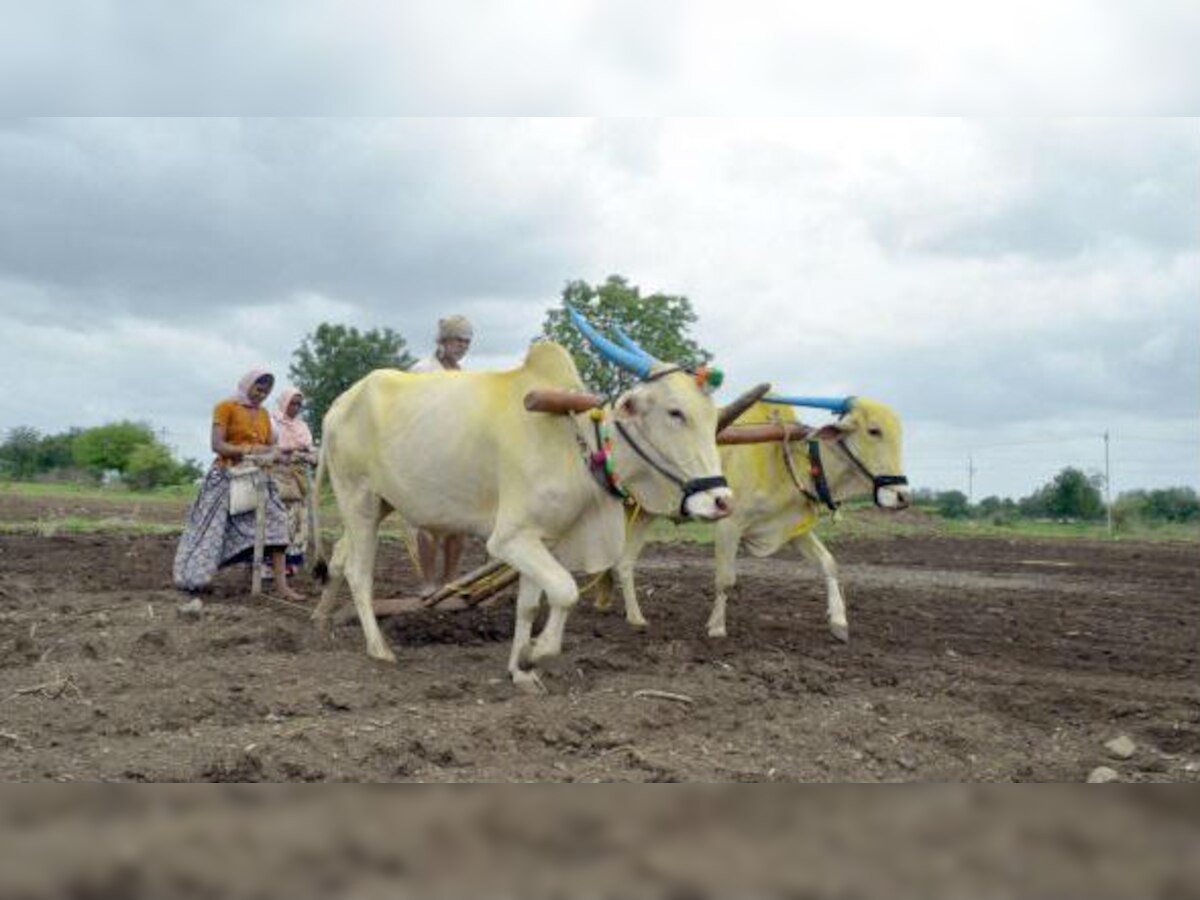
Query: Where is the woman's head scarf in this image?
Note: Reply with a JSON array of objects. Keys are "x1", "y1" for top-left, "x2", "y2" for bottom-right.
[
  {"x1": 233, "y1": 368, "x2": 274, "y2": 408},
  {"x1": 272, "y1": 386, "x2": 314, "y2": 451}
]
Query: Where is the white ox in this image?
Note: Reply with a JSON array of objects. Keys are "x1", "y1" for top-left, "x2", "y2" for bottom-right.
[
  {"x1": 607, "y1": 394, "x2": 910, "y2": 642},
  {"x1": 312, "y1": 318, "x2": 765, "y2": 688}
]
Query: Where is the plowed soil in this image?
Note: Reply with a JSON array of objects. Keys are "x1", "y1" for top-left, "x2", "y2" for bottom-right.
[{"x1": 1, "y1": 524, "x2": 1197, "y2": 782}]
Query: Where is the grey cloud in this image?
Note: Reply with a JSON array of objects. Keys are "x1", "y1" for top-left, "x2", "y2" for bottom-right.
[
  {"x1": 0, "y1": 119, "x2": 593, "y2": 329},
  {"x1": 868, "y1": 121, "x2": 1199, "y2": 261},
  {"x1": 850, "y1": 302, "x2": 1200, "y2": 430}
]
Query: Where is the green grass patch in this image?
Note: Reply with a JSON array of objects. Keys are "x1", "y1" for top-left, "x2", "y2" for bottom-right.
[
  {"x1": 0, "y1": 517, "x2": 182, "y2": 537},
  {"x1": 0, "y1": 479, "x2": 196, "y2": 503},
  {"x1": 936, "y1": 516, "x2": 1200, "y2": 543}
]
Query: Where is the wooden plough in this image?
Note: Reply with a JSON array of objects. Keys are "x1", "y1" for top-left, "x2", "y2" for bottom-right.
[{"x1": 368, "y1": 558, "x2": 520, "y2": 618}]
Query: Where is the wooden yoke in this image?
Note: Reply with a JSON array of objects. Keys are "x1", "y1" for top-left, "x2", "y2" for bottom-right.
[
  {"x1": 715, "y1": 383, "x2": 772, "y2": 432},
  {"x1": 717, "y1": 422, "x2": 813, "y2": 445},
  {"x1": 523, "y1": 389, "x2": 604, "y2": 415}
]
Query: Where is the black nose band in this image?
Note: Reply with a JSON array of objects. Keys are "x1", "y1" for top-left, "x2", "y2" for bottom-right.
[{"x1": 679, "y1": 476, "x2": 729, "y2": 518}]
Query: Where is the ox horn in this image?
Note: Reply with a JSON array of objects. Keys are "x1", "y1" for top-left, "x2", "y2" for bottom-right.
[
  {"x1": 566, "y1": 308, "x2": 653, "y2": 378},
  {"x1": 523, "y1": 388, "x2": 603, "y2": 415},
  {"x1": 716, "y1": 382, "x2": 772, "y2": 432},
  {"x1": 612, "y1": 324, "x2": 660, "y2": 368},
  {"x1": 762, "y1": 394, "x2": 855, "y2": 415}
]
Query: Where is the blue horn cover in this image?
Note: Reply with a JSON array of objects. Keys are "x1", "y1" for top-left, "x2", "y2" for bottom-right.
[
  {"x1": 763, "y1": 394, "x2": 855, "y2": 415},
  {"x1": 611, "y1": 324, "x2": 659, "y2": 368},
  {"x1": 567, "y1": 308, "x2": 653, "y2": 378}
]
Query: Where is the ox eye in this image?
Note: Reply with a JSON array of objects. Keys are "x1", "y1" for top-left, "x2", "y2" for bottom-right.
[
  {"x1": 668, "y1": 409, "x2": 687, "y2": 424},
  {"x1": 868, "y1": 427, "x2": 883, "y2": 438}
]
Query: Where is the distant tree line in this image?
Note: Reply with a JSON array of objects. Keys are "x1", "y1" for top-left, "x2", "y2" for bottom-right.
[
  {"x1": 0, "y1": 422, "x2": 202, "y2": 490},
  {"x1": 916, "y1": 467, "x2": 1199, "y2": 526}
]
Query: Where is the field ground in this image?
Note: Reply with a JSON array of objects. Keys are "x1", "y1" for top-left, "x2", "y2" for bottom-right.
[{"x1": 1, "y1": 486, "x2": 1197, "y2": 783}]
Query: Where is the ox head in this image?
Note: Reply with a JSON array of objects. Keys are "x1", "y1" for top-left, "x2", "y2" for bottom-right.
[
  {"x1": 802, "y1": 397, "x2": 911, "y2": 510},
  {"x1": 568, "y1": 308, "x2": 735, "y2": 520}
]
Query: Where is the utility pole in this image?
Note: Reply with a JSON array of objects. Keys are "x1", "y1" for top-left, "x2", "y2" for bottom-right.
[
  {"x1": 1104, "y1": 431, "x2": 1113, "y2": 538},
  {"x1": 967, "y1": 454, "x2": 976, "y2": 504}
]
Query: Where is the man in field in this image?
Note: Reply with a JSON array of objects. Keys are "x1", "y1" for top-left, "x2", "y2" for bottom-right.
[{"x1": 408, "y1": 314, "x2": 473, "y2": 594}]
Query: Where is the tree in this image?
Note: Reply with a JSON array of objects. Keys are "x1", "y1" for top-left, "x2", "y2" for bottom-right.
[
  {"x1": 976, "y1": 494, "x2": 1017, "y2": 523},
  {"x1": 0, "y1": 427, "x2": 42, "y2": 479},
  {"x1": 541, "y1": 276, "x2": 712, "y2": 398},
  {"x1": 1145, "y1": 487, "x2": 1200, "y2": 523},
  {"x1": 72, "y1": 421, "x2": 157, "y2": 476},
  {"x1": 123, "y1": 443, "x2": 201, "y2": 490},
  {"x1": 36, "y1": 428, "x2": 82, "y2": 473},
  {"x1": 935, "y1": 489, "x2": 971, "y2": 519},
  {"x1": 1021, "y1": 467, "x2": 1106, "y2": 520},
  {"x1": 290, "y1": 323, "x2": 415, "y2": 440},
  {"x1": 125, "y1": 443, "x2": 179, "y2": 490}
]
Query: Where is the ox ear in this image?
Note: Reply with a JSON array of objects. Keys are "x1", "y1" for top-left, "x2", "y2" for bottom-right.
[
  {"x1": 815, "y1": 419, "x2": 854, "y2": 441},
  {"x1": 618, "y1": 394, "x2": 640, "y2": 419},
  {"x1": 715, "y1": 382, "x2": 771, "y2": 432}
]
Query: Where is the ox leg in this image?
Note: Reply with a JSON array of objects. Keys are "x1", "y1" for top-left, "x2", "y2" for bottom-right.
[
  {"x1": 489, "y1": 531, "x2": 578, "y2": 669},
  {"x1": 615, "y1": 513, "x2": 653, "y2": 628},
  {"x1": 312, "y1": 536, "x2": 349, "y2": 623},
  {"x1": 795, "y1": 531, "x2": 848, "y2": 643},
  {"x1": 593, "y1": 570, "x2": 615, "y2": 611},
  {"x1": 335, "y1": 486, "x2": 394, "y2": 663},
  {"x1": 707, "y1": 519, "x2": 741, "y2": 638},
  {"x1": 507, "y1": 575, "x2": 546, "y2": 693}
]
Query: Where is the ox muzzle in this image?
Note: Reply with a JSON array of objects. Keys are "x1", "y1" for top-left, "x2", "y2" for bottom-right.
[{"x1": 615, "y1": 420, "x2": 731, "y2": 520}]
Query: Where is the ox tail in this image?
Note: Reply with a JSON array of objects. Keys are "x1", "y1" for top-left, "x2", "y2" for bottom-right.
[{"x1": 310, "y1": 441, "x2": 330, "y2": 584}]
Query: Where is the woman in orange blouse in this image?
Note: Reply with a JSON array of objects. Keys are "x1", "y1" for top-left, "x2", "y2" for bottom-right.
[{"x1": 173, "y1": 369, "x2": 304, "y2": 601}]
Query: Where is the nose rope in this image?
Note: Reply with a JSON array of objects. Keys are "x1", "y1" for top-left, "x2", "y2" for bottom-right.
[
  {"x1": 835, "y1": 439, "x2": 908, "y2": 506},
  {"x1": 613, "y1": 420, "x2": 727, "y2": 518}
]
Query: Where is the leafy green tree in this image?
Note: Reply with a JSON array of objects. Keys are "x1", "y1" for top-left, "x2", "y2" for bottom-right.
[
  {"x1": 935, "y1": 489, "x2": 971, "y2": 519},
  {"x1": 0, "y1": 427, "x2": 42, "y2": 479},
  {"x1": 36, "y1": 429, "x2": 82, "y2": 473},
  {"x1": 1112, "y1": 490, "x2": 1148, "y2": 528},
  {"x1": 977, "y1": 494, "x2": 1019, "y2": 524},
  {"x1": 290, "y1": 323, "x2": 415, "y2": 440},
  {"x1": 1144, "y1": 486, "x2": 1200, "y2": 523},
  {"x1": 1021, "y1": 467, "x2": 1106, "y2": 520},
  {"x1": 72, "y1": 421, "x2": 157, "y2": 476},
  {"x1": 541, "y1": 276, "x2": 712, "y2": 398},
  {"x1": 125, "y1": 443, "x2": 180, "y2": 490}
]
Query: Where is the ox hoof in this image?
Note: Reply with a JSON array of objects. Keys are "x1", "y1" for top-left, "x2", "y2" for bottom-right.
[
  {"x1": 367, "y1": 645, "x2": 398, "y2": 664},
  {"x1": 511, "y1": 669, "x2": 546, "y2": 695},
  {"x1": 529, "y1": 643, "x2": 562, "y2": 666},
  {"x1": 707, "y1": 626, "x2": 728, "y2": 639},
  {"x1": 626, "y1": 615, "x2": 648, "y2": 630},
  {"x1": 829, "y1": 622, "x2": 850, "y2": 644}
]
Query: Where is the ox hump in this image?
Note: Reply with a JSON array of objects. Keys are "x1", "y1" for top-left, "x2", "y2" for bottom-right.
[{"x1": 521, "y1": 341, "x2": 586, "y2": 391}]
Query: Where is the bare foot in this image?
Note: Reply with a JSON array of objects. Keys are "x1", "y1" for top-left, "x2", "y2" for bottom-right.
[
  {"x1": 418, "y1": 582, "x2": 439, "y2": 599},
  {"x1": 276, "y1": 586, "x2": 306, "y2": 603}
]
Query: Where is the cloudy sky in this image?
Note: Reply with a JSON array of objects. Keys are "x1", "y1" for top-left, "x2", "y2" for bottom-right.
[{"x1": 1, "y1": 9, "x2": 1197, "y2": 501}]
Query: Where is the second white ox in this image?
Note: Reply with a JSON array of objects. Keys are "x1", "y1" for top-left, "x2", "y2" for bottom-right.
[
  {"x1": 606, "y1": 393, "x2": 911, "y2": 643},
  {"x1": 312, "y1": 314, "x2": 763, "y2": 688}
]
